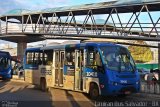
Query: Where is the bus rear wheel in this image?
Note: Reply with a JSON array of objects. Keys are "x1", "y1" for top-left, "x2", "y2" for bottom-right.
[
  {"x1": 40, "y1": 78, "x2": 47, "y2": 92},
  {"x1": 89, "y1": 83, "x2": 99, "y2": 100}
]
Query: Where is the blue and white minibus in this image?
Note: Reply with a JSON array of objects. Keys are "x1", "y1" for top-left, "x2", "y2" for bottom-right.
[
  {"x1": 24, "y1": 42, "x2": 140, "y2": 99},
  {"x1": 0, "y1": 51, "x2": 12, "y2": 79}
]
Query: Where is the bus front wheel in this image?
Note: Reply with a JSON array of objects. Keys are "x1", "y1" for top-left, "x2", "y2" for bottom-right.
[
  {"x1": 89, "y1": 83, "x2": 99, "y2": 100},
  {"x1": 118, "y1": 94, "x2": 127, "y2": 98},
  {"x1": 40, "y1": 78, "x2": 47, "y2": 92}
]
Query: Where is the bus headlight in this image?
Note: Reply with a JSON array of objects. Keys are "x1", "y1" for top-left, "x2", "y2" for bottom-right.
[
  {"x1": 136, "y1": 81, "x2": 139, "y2": 85},
  {"x1": 112, "y1": 82, "x2": 118, "y2": 86},
  {"x1": 110, "y1": 81, "x2": 118, "y2": 86},
  {"x1": 114, "y1": 82, "x2": 118, "y2": 86}
]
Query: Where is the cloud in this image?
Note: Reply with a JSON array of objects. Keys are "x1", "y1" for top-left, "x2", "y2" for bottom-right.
[
  {"x1": 0, "y1": 0, "x2": 71, "y2": 15},
  {"x1": 0, "y1": 0, "x2": 115, "y2": 15},
  {"x1": 14, "y1": 0, "x2": 70, "y2": 8},
  {"x1": 0, "y1": 39, "x2": 17, "y2": 49},
  {"x1": 0, "y1": 43, "x2": 5, "y2": 47},
  {"x1": 0, "y1": 1, "x2": 18, "y2": 14}
]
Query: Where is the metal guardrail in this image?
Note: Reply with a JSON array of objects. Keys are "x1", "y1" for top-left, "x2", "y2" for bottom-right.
[
  {"x1": 0, "y1": 25, "x2": 158, "y2": 36},
  {"x1": 140, "y1": 77, "x2": 160, "y2": 94},
  {"x1": 141, "y1": 82, "x2": 160, "y2": 94}
]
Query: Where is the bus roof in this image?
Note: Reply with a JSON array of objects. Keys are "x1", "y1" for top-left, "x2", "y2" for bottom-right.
[
  {"x1": 25, "y1": 47, "x2": 42, "y2": 52},
  {"x1": 79, "y1": 42, "x2": 120, "y2": 47},
  {"x1": 40, "y1": 42, "x2": 122, "y2": 50},
  {"x1": 26, "y1": 42, "x2": 125, "y2": 51},
  {"x1": 65, "y1": 42, "x2": 127, "y2": 50},
  {"x1": 40, "y1": 45, "x2": 65, "y2": 50},
  {"x1": 0, "y1": 51, "x2": 11, "y2": 58}
]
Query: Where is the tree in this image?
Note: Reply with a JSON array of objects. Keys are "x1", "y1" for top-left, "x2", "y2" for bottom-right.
[{"x1": 128, "y1": 41, "x2": 153, "y2": 63}]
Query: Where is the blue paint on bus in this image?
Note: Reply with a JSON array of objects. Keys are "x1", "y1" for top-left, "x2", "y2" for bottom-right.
[
  {"x1": 23, "y1": 47, "x2": 42, "y2": 70},
  {"x1": 73, "y1": 43, "x2": 140, "y2": 96},
  {"x1": 0, "y1": 51, "x2": 12, "y2": 79},
  {"x1": 24, "y1": 42, "x2": 140, "y2": 96}
]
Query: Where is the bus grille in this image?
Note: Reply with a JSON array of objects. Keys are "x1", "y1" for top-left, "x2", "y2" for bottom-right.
[{"x1": 117, "y1": 75, "x2": 136, "y2": 78}]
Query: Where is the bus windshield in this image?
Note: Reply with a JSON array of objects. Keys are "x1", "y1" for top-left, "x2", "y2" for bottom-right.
[
  {"x1": 100, "y1": 46, "x2": 136, "y2": 72},
  {"x1": 0, "y1": 57, "x2": 9, "y2": 69}
]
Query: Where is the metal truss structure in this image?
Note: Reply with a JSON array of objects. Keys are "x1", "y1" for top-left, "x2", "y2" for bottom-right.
[{"x1": 1, "y1": 1, "x2": 160, "y2": 42}]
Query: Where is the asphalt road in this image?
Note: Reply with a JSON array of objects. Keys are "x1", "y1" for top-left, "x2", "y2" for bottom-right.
[{"x1": 0, "y1": 80, "x2": 160, "y2": 107}]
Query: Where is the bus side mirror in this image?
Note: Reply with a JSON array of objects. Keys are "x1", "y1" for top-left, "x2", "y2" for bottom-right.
[{"x1": 11, "y1": 69, "x2": 13, "y2": 75}]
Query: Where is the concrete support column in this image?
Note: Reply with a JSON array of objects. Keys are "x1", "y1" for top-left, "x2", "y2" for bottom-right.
[
  {"x1": 17, "y1": 42, "x2": 27, "y2": 63},
  {"x1": 158, "y1": 44, "x2": 160, "y2": 69}
]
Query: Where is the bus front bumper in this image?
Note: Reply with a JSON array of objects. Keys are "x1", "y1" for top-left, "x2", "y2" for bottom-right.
[
  {"x1": 0, "y1": 72, "x2": 11, "y2": 79},
  {"x1": 102, "y1": 83, "x2": 140, "y2": 96}
]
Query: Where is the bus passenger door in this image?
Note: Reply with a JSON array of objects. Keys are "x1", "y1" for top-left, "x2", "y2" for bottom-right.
[
  {"x1": 59, "y1": 51, "x2": 64, "y2": 86},
  {"x1": 55, "y1": 51, "x2": 59, "y2": 86},
  {"x1": 63, "y1": 48, "x2": 75, "y2": 90},
  {"x1": 75, "y1": 50, "x2": 83, "y2": 91},
  {"x1": 55, "y1": 51, "x2": 64, "y2": 87}
]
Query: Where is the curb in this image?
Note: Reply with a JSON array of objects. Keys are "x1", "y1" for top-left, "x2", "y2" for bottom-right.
[{"x1": 134, "y1": 93, "x2": 160, "y2": 98}]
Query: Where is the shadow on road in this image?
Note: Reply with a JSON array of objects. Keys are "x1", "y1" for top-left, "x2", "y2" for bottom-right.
[
  {"x1": 0, "y1": 80, "x2": 9, "y2": 87},
  {"x1": 64, "y1": 90, "x2": 80, "y2": 107},
  {"x1": 50, "y1": 88, "x2": 93, "y2": 107},
  {"x1": 0, "y1": 80, "x2": 53, "y2": 107}
]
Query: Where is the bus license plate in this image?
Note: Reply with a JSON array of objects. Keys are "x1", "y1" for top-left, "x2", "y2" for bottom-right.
[{"x1": 125, "y1": 91, "x2": 131, "y2": 95}]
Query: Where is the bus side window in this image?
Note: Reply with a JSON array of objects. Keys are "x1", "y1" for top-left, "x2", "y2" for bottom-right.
[
  {"x1": 87, "y1": 46, "x2": 94, "y2": 66},
  {"x1": 86, "y1": 46, "x2": 103, "y2": 71},
  {"x1": 95, "y1": 51, "x2": 102, "y2": 67},
  {"x1": 26, "y1": 52, "x2": 43, "y2": 65},
  {"x1": 39, "y1": 53, "x2": 43, "y2": 65},
  {"x1": 26, "y1": 52, "x2": 34, "y2": 64},
  {"x1": 65, "y1": 50, "x2": 75, "y2": 65},
  {"x1": 43, "y1": 50, "x2": 53, "y2": 65},
  {"x1": 87, "y1": 46, "x2": 102, "y2": 66},
  {"x1": 0, "y1": 58, "x2": 8, "y2": 68},
  {"x1": 34, "y1": 52, "x2": 39, "y2": 65}
]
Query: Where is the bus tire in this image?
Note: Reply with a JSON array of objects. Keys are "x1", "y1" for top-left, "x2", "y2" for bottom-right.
[
  {"x1": 2, "y1": 78, "x2": 6, "y2": 81},
  {"x1": 10, "y1": 70, "x2": 13, "y2": 79},
  {"x1": 89, "y1": 83, "x2": 99, "y2": 100},
  {"x1": 40, "y1": 78, "x2": 47, "y2": 92},
  {"x1": 118, "y1": 94, "x2": 127, "y2": 98}
]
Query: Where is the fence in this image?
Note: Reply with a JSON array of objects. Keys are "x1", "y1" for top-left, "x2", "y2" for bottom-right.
[{"x1": 140, "y1": 75, "x2": 160, "y2": 94}]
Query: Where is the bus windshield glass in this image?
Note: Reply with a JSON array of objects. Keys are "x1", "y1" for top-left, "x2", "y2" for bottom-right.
[
  {"x1": 100, "y1": 46, "x2": 136, "y2": 72},
  {"x1": 0, "y1": 57, "x2": 9, "y2": 69}
]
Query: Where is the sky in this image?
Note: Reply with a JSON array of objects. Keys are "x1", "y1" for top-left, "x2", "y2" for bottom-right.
[
  {"x1": 0, "y1": 0, "x2": 159, "y2": 48},
  {"x1": 0, "y1": 0, "x2": 113, "y2": 14},
  {"x1": 0, "y1": 0, "x2": 114, "y2": 48}
]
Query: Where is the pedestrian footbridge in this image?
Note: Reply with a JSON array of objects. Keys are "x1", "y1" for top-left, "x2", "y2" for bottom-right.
[
  {"x1": 1, "y1": 0, "x2": 160, "y2": 61},
  {"x1": 0, "y1": 0, "x2": 160, "y2": 43}
]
